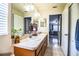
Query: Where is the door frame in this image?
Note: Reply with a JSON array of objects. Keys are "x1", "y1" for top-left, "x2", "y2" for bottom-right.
[
  {"x1": 24, "y1": 17, "x2": 31, "y2": 34},
  {"x1": 49, "y1": 14, "x2": 62, "y2": 46},
  {"x1": 59, "y1": 14, "x2": 62, "y2": 46},
  {"x1": 67, "y1": 3, "x2": 73, "y2": 56}
]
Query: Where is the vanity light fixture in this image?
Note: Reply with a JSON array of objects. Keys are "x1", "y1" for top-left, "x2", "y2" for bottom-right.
[
  {"x1": 24, "y1": 4, "x2": 34, "y2": 12},
  {"x1": 52, "y1": 6, "x2": 57, "y2": 8}
]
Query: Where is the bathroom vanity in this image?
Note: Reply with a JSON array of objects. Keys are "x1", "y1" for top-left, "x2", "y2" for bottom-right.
[{"x1": 14, "y1": 33, "x2": 48, "y2": 56}]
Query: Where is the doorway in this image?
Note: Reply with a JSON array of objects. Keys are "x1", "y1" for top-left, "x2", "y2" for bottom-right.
[
  {"x1": 24, "y1": 17, "x2": 31, "y2": 34},
  {"x1": 49, "y1": 14, "x2": 62, "y2": 46}
]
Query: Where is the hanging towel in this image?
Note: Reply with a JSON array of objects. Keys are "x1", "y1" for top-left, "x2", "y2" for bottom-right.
[{"x1": 75, "y1": 19, "x2": 79, "y2": 51}]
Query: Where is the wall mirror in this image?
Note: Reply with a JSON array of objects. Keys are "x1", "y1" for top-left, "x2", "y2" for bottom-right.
[{"x1": 33, "y1": 20, "x2": 39, "y2": 27}]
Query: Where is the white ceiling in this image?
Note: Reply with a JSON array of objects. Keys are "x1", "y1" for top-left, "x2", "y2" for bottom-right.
[
  {"x1": 12, "y1": 3, "x2": 66, "y2": 18},
  {"x1": 34, "y1": 3, "x2": 66, "y2": 18}
]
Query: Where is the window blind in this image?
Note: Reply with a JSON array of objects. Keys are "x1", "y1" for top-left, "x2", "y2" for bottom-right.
[{"x1": 0, "y1": 3, "x2": 8, "y2": 35}]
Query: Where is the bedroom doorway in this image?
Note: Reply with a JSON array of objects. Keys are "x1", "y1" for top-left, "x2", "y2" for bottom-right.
[{"x1": 49, "y1": 14, "x2": 62, "y2": 47}]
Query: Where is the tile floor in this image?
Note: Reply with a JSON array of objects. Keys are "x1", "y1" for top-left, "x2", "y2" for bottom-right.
[{"x1": 44, "y1": 37, "x2": 64, "y2": 56}]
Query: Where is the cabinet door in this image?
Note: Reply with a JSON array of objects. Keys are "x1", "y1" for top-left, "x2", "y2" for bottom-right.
[
  {"x1": 42, "y1": 39, "x2": 47, "y2": 55},
  {"x1": 37, "y1": 39, "x2": 47, "y2": 56}
]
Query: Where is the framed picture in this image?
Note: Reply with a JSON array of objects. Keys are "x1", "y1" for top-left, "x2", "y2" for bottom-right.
[
  {"x1": 44, "y1": 19, "x2": 47, "y2": 27},
  {"x1": 40, "y1": 18, "x2": 47, "y2": 27},
  {"x1": 40, "y1": 22, "x2": 45, "y2": 27}
]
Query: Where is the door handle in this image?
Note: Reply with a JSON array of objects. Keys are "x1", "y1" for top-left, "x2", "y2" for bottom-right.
[{"x1": 64, "y1": 34, "x2": 68, "y2": 36}]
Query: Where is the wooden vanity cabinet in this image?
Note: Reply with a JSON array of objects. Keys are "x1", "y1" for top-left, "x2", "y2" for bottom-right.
[
  {"x1": 35, "y1": 36, "x2": 47, "y2": 56},
  {"x1": 14, "y1": 35, "x2": 48, "y2": 56}
]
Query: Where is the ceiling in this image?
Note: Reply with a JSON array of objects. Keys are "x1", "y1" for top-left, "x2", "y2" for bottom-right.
[
  {"x1": 12, "y1": 3, "x2": 25, "y2": 13},
  {"x1": 12, "y1": 3, "x2": 66, "y2": 18},
  {"x1": 34, "y1": 3, "x2": 66, "y2": 18}
]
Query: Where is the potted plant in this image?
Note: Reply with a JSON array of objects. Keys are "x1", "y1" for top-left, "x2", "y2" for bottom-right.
[{"x1": 11, "y1": 28, "x2": 22, "y2": 43}]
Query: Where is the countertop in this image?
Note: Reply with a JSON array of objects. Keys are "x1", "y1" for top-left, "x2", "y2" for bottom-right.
[{"x1": 14, "y1": 33, "x2": 47, "y2": 50}]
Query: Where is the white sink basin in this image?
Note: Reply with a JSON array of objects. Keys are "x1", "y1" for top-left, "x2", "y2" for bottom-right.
[{"x1": 15, "y1": 33, "x2": 47, "y2": 50}]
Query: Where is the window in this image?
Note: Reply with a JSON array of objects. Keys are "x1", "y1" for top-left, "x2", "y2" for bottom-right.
[
  {"x1": 0, "y1": 3, "x2": 8, "y2": 35},
  {"x1": 53, "y1": 25, "x2": 58, "y2": 31}
]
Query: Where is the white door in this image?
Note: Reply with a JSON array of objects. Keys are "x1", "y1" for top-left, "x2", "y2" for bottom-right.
[{"x1": 62, "y1": 7, "x2": 68, "y2": 56}]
